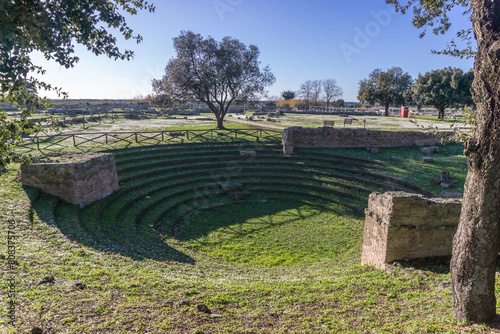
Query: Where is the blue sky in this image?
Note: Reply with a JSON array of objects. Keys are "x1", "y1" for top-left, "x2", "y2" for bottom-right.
[{"x1": 32, "y1": 0, "x2": 474, "y2": 102}]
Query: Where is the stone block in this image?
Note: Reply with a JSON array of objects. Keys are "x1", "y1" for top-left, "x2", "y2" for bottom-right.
[
  {"x1": 423, "y1": 156, "x2": 434, "y2": 162},
  {"x1": 282, "y1": 127, "x2": 444, "y2": 153},
  {"x1": 21, "y1": 153, "x2": 119, "y2": 207},
  {"x1": 240, "y1": 150, "x2": 257, "y2": 157},
  {"x1": 420, "y1": 146, "x2": 440, "y2": 154},
  {"x1": 361, "y1": 192, "x2": 461, "y2": 268}
]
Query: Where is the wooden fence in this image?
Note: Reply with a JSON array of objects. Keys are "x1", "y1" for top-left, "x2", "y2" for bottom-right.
[{"x1": 18, "y1": 128, "x2": 283, "y2": 152}]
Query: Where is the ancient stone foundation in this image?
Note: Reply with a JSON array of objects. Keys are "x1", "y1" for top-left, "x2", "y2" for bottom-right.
[
  {"x1": 361, "y1": 192, "x2": 461, "y2": 268},
  {"x1": 282, "y1": 127, "x2": 443, "y2": 154},
  {"x1": 21, "y1": 153, "x2": 119, "y2": 207}
]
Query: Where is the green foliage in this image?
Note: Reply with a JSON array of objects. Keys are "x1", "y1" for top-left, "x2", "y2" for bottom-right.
[
  {"x1": 152, "y1": 31, "x2": 275, "y2": 129},
  {"x1": 431, "y1": 29, "x2": 476, "y2": 59},
  {"x1": 0, "y1": 0, "x2": 155, "y2": 166},
  {"x1": 357, "y1": 67, "x2": 413, "y2": 116},
  {"x1": 281, "y1": 90, "x2": 296, "y2": 100},
  {"x1": 385, "y1": 0, "x2": 470, "y2": 37},
  {"x1": 411, "y1": 67, "x2": 473, "y2": 119},
  {"x1": 386, "y1": 1, "x2": 475, "y2": 58}
]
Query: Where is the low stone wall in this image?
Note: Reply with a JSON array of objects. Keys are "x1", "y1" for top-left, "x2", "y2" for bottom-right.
[
  {"x1": 361, "y1": 192, "x2": 462, "y2": 268},
  {"x1": 282, "y1": 127, "x2": 443, "y2": 154},
  {"x1": 21, "y1": 153, "x2": 119, "y2": 207}
]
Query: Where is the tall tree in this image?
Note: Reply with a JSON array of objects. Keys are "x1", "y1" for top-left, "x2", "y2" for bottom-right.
[
  {"x1": 152, "y1": 31, "x2": 275, "y2": 129},
  {"x1": 281, "y1": 90, "x2": 296, "y2": 100},
  {"x1": 322, "y1": 79, "x2": 343, "y2": 108},
  {"x1": 357, "y1": 67, "x2": 413, "y2": 116},
  {"x1": 411, "y1": 67, "x2": 472, "y2": 119},
  {"x1": 387, "y1": 0, "x2": 500, "y2": 323},
  {"x1": 0, "y1": 0, "x2": 155, "y2": 166},
  {"x1": 311, "y1": 80, "x2": 322, "y2": 106},
  {"x1": 299, "y1": 80, "x2": 314, "y2": 106}
]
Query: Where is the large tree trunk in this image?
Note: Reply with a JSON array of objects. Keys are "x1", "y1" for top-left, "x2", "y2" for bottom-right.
[
  {"x1": 438, "y1": 108, "x2": 445, "y2": 119},
  {"x1": 216, "y1": 115, "x2": 225, "y2": 129},
  {"x1": 451, "y1": 0, "x2": 500, "y2": 323},
  {"x1": 384, "y1": 104, "x2": 390, "y2": 117}
]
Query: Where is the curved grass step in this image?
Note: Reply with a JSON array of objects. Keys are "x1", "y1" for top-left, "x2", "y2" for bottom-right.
[
  {"x1": 149, "y1": 183, "x2": 364, "y2": 236},
  {"x1": 95, "y1": 170, "x2": 376, "y2": 238},
  {"x1": 53, "y1": 202, "x2": 94, "y2": 245},
  {"x1": 116, "y1": 153, "x2": 384, "y2": 175},
  {"x1": 117, "y1": 159, "x2": 424, "y2": 196},
  {"x1": 111, "y1": 141, "x2": 281, "y2": 159},
  {"x1": 118, "y1": 165, "x2": 387, "y2": 195},
  {"x1": 101, "y1": 173, "x2": 369, "y2": 235},
  {"x1": 115, "y1": 147, "x2": 283, "y2": 166},
  {"x1": 117, "y1": 158, "x2": 387, "y2": 184}
]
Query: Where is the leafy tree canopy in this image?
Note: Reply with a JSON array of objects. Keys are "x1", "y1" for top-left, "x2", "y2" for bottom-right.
[
  {"x1": 357, "y1": 67, "x2": 412, "y2": 116},
  {"x1": 152, "y1": 31, "x2": 275, "y2": 129},
  {"x1": 0, "y1": 0, "x2": 155, "y2": 166},
  {"x1": 281, "y1": 90, "x2": 296, "y2": 100},
  {"x1": 411, "y1": 67, "x2": 473, "y2": 119},
  {"x1": 386, "y1": 0, "x2": 475, "y2": 58}
]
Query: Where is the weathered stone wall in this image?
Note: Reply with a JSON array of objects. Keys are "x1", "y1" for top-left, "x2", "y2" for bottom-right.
[
  {"x1": 21, "y1": 153, "x2": 119, "y2": 207},
  {"x1": 282, "y1": 127, "x2": 443, "y2": 154},
  {"x1": 361, "y1": 192, "x2": 461, "y2": 268}
]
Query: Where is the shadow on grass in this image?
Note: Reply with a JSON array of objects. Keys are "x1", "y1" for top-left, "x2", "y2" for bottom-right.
[
  {"x1": 395, "y1": 255, "x2": 500, "y2": 276},
  {"x1": 395, "y1": 256, "x2": 452, "y2": 275},
  {"x1": 173, "y1": 199, "x2": 317, "y2": 243},
  {"x1": 27, "y1": 186, "x2": 196, "y2": 265},
  {"x1": 168, "y1": 197, "x2": 363, "y2": 266}
]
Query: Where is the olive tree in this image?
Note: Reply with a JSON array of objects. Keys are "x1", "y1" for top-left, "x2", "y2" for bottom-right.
[
  {"x1": 152, "y1": 31, "x2": 275, "y2": 129},
  {"x1": 0, "y1": 0, "x2": 154, "y2": 166},
  {"x1": 387, "y1": 0, "x2": 500, "y2": 323}
]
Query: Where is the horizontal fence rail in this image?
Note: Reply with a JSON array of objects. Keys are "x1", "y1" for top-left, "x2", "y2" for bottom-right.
[{"x1": 17, "y1": 128, "x2": 283, "y2": 152}]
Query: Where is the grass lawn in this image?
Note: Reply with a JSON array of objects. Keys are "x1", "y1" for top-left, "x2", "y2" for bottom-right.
[
  {"x1": 1, "y1": 119, "x2": 498, "y2": 333},
  {"x1": 233, "y1": 113, "x2": 467, "y2": 132}
]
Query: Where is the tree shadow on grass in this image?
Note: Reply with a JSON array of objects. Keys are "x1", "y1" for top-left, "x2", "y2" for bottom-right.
[
  {"x1": 169, "y1": 197, "x2": 362, "y2": 266},
  {"x1": 398, "y1": 257, "x2": 500, "y2": 331},
  {"x1": 395, "y1": 255, "x2": 500, "y2": 276},
  {"x1": 395, "y1": 256, "x2": 452, "y2": 275},
  {"x1": 27, "y1": 187, "x2": 195, "y2": 265}
]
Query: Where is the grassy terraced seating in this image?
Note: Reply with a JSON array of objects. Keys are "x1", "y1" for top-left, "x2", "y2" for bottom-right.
[
  {"x1": 117, "y1": 159, "x2": 429, "y2": 196},
  {"x1": 27, "y1": 140, "x2": 438, "y2": 261}
]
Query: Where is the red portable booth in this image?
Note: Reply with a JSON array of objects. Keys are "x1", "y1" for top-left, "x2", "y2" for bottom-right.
[{"x1": 400, "y1": 106, "x2": 409, "y2": 118}]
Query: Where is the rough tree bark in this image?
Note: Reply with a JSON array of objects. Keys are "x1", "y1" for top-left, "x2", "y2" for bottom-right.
[
  {"x1": 216, "y1": 116, "x2": 225, "y2": 130},
  {"x1": 451, "y1": 0, "x2": 500, "y2": 323}
]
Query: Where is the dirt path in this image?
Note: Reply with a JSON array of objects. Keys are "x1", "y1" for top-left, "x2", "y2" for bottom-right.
[{"x1": 211, "y1": 115, "x2": 285, "y2": 130}]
